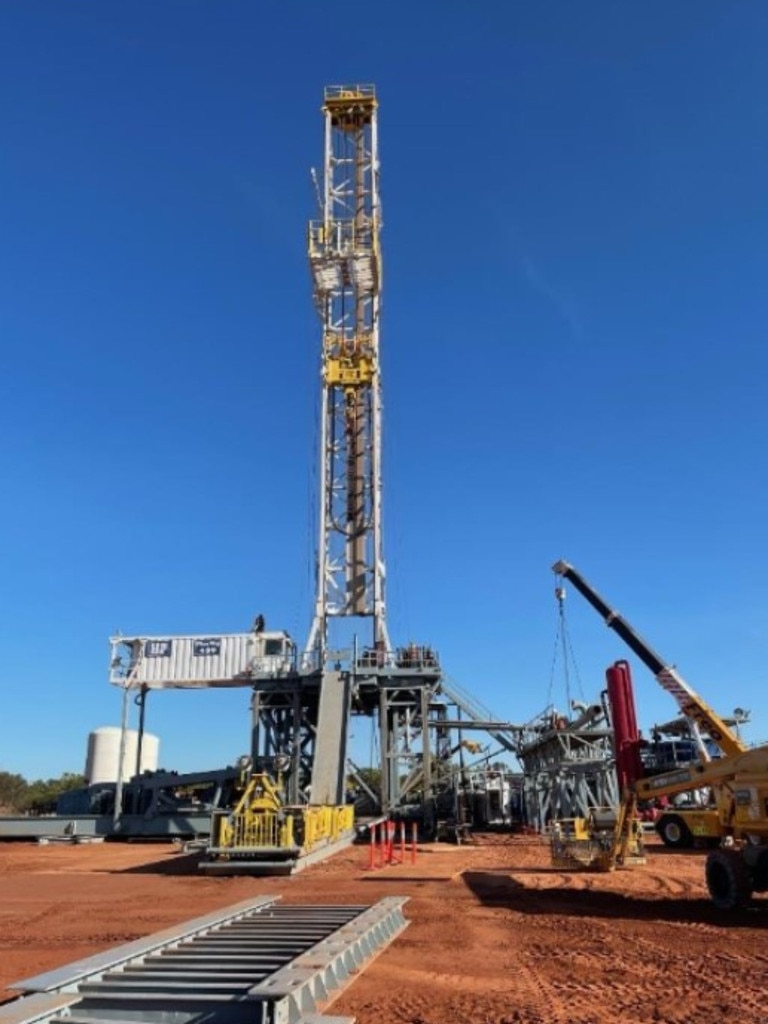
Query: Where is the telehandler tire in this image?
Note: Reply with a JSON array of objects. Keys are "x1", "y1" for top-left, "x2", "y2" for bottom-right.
[
  {"x1": 705, "y1": 848, "x2": 753, "y2": 910},
  {"x1": 656, "y1": 814, "x2": 693, "y2": 849}
]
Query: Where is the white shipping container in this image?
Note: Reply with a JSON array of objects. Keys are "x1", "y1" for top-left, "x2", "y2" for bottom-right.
[{"x1": 109, "y1": 631, "x2": 296, "y2": 689}]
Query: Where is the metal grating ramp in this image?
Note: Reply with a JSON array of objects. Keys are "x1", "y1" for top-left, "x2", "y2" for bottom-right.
[{"x1": 1, "y1": 895, "x2": 409, "y2": 1024}]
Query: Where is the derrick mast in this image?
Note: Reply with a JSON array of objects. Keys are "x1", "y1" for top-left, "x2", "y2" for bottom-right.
[{"x1": 305, "y1": 86, "x2": 390, "y2": 666}]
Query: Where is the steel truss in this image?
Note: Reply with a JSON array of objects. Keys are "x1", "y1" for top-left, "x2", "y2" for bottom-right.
[
  {"x1": 516, "y1": 703, "x2": 619, "y2": 830},
  {"x1": 305, "y1": 85, "x2": 389, "y2": 667},
  {"x1": 250, "y1": 680, "x2": 319, "y2": 804}
]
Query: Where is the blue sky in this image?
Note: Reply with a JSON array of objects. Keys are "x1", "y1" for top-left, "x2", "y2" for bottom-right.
[{"x1": 1, "y1": 1, "x2": 767, "y2": 780}]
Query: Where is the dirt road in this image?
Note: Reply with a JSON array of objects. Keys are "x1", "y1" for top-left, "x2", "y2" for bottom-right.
[{"x1": 0, "y1": 834, "x2": 765, "y2": 1023}]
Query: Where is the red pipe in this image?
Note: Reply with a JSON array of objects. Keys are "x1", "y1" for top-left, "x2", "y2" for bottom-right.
[{"x1": 606, "y1": 659, "x2": 643, "y2": 790}]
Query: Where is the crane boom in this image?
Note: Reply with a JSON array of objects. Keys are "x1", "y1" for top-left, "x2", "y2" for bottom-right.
[{"x1": 551, "y1": 560, "x2": 745, "y2": 759}]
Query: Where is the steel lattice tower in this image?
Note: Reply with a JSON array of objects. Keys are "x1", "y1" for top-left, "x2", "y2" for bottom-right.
[{"x1": 305, "y1": 86, "x2": 390, "y2": 666}]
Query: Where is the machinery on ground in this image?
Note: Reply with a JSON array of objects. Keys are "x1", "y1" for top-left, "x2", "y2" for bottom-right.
[
  {"x1": 552, "y1": 559, "x2": 746, "y2": 848},
  {"x1": 550, "y1": 799, "x2": 646, "y2": 872},
  {"x1": 634, "y1": 739, "x2": 768, "y2": 908},
  {"x1": 201, "y1": 760, "x2": 354, "y2": 874},
  {"x1": 549, "y1": 657, "x2": 646, "y2": 871},
  {"x1": 551, "y1": 560, "x2": 768, "y2": 909},
  {"x1": 0, "y1": 765, "x2": 243, "y2": 843}
]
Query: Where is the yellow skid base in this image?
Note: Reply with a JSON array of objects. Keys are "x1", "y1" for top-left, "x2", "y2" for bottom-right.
[
  {"x1": 200, "y1": 827, "x2": 357, "y2": 876},
  {"x1": 199, "y1": 858, "x2": 295, "y2": 877}
]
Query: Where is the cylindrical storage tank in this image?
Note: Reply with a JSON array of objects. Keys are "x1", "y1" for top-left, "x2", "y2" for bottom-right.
[
  {"x1": 85, "y1": 727, "x2": 160, "y2": 785},
  {"x1": 136, "y1": 732, "x2": 160, "y2": 779}
]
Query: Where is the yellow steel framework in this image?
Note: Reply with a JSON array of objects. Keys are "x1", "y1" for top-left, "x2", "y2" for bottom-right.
[{"x1": 208, "y1": 771, "x2": 355, "y2": 864}]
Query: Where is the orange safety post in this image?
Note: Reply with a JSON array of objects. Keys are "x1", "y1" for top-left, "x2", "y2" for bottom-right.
[
  {"x1": 399, "y1": 820, "x2": 406, "y2": 864},
  {"x1": 387, "y1": 820, "x2": 395, "y2": 864}
]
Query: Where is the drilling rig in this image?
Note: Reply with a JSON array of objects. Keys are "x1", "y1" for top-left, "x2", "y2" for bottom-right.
[
  {"x1": 246, "y1": 86, "x2": 518, "y2": 838},
  {"x1": 248, "y1": 84, "x2": 439, "y2": 827},
  {"x1": 299, "y1": 85, "x2": 446, "y2": 828},
  {"x1": 107, "y1": 86, "x2": 521, "y2": 866}
]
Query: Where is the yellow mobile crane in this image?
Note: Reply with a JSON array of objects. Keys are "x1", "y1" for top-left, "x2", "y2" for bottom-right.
[
  {"x1": 553, "y1": 560, "x2": 745, "y2": 848},
  {"x1": 552, "y1": 561, "x2": 768, "y2": 910}
]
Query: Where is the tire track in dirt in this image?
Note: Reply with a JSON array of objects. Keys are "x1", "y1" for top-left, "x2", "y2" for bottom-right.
[
  {"x1": 0, "y1": 900, "x2": 78, "y2": 939},
  {"x1": 372, "y1": 959, "x2": 571, "y2": 1024},
  {"x1": 529, "y1": 924, "x2": 767, "y2": 1024},
  {"x1": 506, "y1": 870, "x2": 576, "y2": 892},
  {"x1": 605, "y1": 930, "x2": 768, "y2": 1022},
  {"x1": 645, "y1": 871, "x2": 697, "y2": 896},
  {"x1": 527, "y1": 937, "x2": 661, "y2": 985},
  {"x1": 511, "y1": 956, "x2": 574, "y2": 1024}
]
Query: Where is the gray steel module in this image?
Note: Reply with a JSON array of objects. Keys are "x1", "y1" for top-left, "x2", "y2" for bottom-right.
[{"x1": 2, "y1": 895, "x2": 409, "y2": 1024}]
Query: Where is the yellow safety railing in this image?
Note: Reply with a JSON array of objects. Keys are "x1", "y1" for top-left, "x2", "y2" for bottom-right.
[
  {"x1": 209, "y1": 771, "x2": 356, "y2": 858},
  {"x1": 215, "y1": 808, "x2": 294, "y2": 851},
  {"x1": 213, "y1": 803, "x2": 355, "y2": 855},
  {"x1": 334, "y1": 805, "x2": 355, "y2": 836},
  {"x1": 324, "y1": 84, "x2": 376, "y2": 101},
  {"x1": 298, "y1": 804, "x2": 355, "y2": 850}
]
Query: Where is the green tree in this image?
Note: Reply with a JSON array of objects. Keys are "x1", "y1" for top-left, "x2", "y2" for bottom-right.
[
  {"x1": 0, "y1": 772, "x2": 28, "y2": 812},
  {"x1": 23, "y1": 773, "x2": 86, "y2": 814},
  {"x1": 0, "y1": 771, "x2": 87, "y2": 814}
]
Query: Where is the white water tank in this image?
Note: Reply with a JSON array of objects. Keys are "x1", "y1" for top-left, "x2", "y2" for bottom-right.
[{"x1": 85, "y1": 727, "x2": 160, "y2": 786}]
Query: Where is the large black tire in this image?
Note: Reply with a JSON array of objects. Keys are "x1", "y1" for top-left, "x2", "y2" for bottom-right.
[
  {"x1": 745, "y1": 846, "x2": 768, "y2": 893},
  {"x1": 656, "y1": 813, "x2": 694, "y2": 849},
  {"x1": 705, "y1": 849, "x2": 754, "y2": 910}
]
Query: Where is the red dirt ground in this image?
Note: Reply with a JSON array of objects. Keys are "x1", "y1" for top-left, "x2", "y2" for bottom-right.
[{"x1": 0, "y1": 834, "x2": 765, "y2": 1024}]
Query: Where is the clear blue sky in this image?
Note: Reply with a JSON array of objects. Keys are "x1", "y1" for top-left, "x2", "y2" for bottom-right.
[{"x1": 1, "y1": 1, "x2": 767, "y2": 781}]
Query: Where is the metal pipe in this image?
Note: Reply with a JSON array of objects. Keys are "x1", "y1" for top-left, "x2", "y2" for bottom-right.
[
  {"x1": 563, "y1": 704, "x2": 604, "y2": 732},
  {"x1": 113, "y1": 684, "x2": 130, "y2": 829}
]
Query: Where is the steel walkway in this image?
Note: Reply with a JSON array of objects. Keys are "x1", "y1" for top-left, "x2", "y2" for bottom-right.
[{"x1": 0, "y1": 895, "x2": 409, "y2": 1024}]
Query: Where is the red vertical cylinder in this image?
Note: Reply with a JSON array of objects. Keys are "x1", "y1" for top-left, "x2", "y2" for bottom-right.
[{"x1": 606, "y1": 659, "x2": 643, "y2": 789}]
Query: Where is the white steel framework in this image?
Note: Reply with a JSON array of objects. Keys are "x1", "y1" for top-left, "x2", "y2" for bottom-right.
[{"x1": 305, "y1": 85, "x2": 390, "y2": 666}]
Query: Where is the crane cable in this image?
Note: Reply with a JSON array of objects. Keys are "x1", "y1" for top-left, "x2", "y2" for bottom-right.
[{"x1": 546, "y1": 584, "x2": 586, "y2": 713}]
